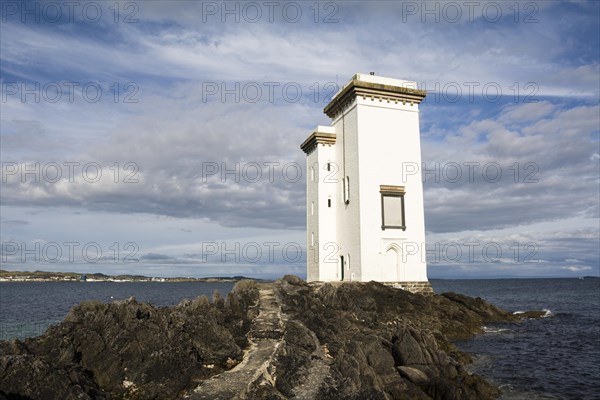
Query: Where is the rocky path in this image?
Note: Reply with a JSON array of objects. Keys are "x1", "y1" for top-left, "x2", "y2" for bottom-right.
[{"x1": 186, "y1": 286, "x2": 284, "y2": 400}]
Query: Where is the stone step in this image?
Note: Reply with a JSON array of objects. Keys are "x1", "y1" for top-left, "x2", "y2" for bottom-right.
[{"x1": 249, "y1": 329, "x2": 283, "y2": 340}]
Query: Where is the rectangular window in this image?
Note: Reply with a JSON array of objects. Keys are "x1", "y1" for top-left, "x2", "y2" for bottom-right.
[
  {"x1": 380, "y1": 185, "x2": 406, "y2": 230},
  {"x1": 343, "y1": 176, "x2": 350, "y2": 204},
  {"x1": 328, "y1": 198, "x2": 331, "y2": 207}
]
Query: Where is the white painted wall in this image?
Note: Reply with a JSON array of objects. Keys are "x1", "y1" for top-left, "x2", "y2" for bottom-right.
[
  {"x1": 331, "y1": 105, "x2": 361, "y2": 281},
  {"x1": 316, "y1": 139, "x2": 337, "y2": 281},
  {"x1": 306, "y1": 146, "x2": 319, "y2": 281},
  {"x1": 355, "y1": 97, "x2": 428, "y2": 282},
  {"x1": 305, "y1": 126, "x2": 339, "y2": 281}
]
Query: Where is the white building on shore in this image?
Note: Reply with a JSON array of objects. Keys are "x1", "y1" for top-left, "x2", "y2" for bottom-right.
[{"x1": 301, "y1": 73, "x2": 431, "y2": 293}]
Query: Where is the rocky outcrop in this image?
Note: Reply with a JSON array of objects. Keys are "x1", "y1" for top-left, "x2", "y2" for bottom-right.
[
  {"x1": 0, "y1": 280, "x2": 260, "y2": 399},
  {"x1": 263, "y1": 275, "x2": 518, "y2": 400},
  {"x1": 0, "y1": 276, "x2": 530, "y2": 399}
]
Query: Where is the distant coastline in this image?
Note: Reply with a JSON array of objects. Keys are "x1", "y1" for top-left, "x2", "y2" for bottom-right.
[
  {"x1": 0, "y1": 269, "x2": 262, "y2": 283},
  {"x1": 2, "y1": 269, "x2": 596, "y2": 283}
]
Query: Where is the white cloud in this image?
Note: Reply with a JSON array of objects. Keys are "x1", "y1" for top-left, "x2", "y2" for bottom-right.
[
  {"x1": 561, "y1": 266, "x2": 592, "y2": 272},
  {"x1": 500, "y1": 101, "x2": 557, "y2": 123}
]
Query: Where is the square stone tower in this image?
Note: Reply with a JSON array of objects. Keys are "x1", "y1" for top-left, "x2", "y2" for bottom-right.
[{"x1": 301, "y1": 73, "x2": 431, "y2": 293}]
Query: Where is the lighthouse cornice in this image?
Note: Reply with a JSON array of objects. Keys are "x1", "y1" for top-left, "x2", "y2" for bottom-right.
[
  {"x1": 324, "y1": 76, "x2": 427, "y2": 118},
  {"x1": 300, "y1": 131, "x2": 337, "y2": 155}
]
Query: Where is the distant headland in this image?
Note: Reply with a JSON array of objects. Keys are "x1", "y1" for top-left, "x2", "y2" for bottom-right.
[{"x1": 0, "y1": 269, "x2": 263, "y2": 283}]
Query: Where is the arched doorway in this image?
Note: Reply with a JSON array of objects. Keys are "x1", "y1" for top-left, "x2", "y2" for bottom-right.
[{"x1": 385, "y1": 245, "x2": 404, "y2": 281}]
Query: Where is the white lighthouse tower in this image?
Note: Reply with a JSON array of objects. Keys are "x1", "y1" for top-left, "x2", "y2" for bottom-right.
[{"x1": 301, "y1": 73, "x2": 431, "y2": 293}]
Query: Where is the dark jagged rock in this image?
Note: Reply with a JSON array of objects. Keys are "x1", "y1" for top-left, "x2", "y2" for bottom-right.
[
  {"x1": 516, "y1": 310, "x2": 548, "y2": 318},
  {"x1": 0, "y1": 354, "x2": 106, "y2": 400},
  {"x1": 1, "y1": 276, "x2": 535, "y2": 399},
  {"x1": 269, "y1": 275, "x2": 520, "y2": 399},
  {"x1": 0, "y1": 280, "x2": 260, "y2": 399}
]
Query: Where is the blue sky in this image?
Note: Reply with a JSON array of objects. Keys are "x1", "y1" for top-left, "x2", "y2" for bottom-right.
[{"x1": 1, "y1": 0, "x2": 599, "y2": 279}]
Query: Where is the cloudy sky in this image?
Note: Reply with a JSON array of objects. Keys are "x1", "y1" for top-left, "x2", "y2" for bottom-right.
[{"x1": 1, "y1": 0, "x2": 598, "y2": 279}]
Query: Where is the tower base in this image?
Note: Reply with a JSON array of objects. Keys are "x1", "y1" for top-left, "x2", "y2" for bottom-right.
[
  {"x1": 383, "y1": 281, "x2": 434, "y2": 295},
  {"x1": 308, "y1": 280, "x2": 434, "y2": 295}
]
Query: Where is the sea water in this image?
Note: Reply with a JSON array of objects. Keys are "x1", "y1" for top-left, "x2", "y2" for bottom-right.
[{"x1": 431, "y1": 278, "x2": 600, "y2": 400}]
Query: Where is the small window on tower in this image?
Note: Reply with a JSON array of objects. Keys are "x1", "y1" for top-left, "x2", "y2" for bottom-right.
[
  {"x1": 328, "y1": 197, "x2": 332, "y2": 207},
  {"x1": 327, "y1": 162, "x2": 331, "y2": 171},
  {"x1": 380, "y1": 185, "x2": 406, "y2": 230},
  {"x1": 310, "y1": 167, "x2": 315, "y2": 182},
  {"x1": 343, "y1": 176, "x2": 350, "y2": 204}
]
